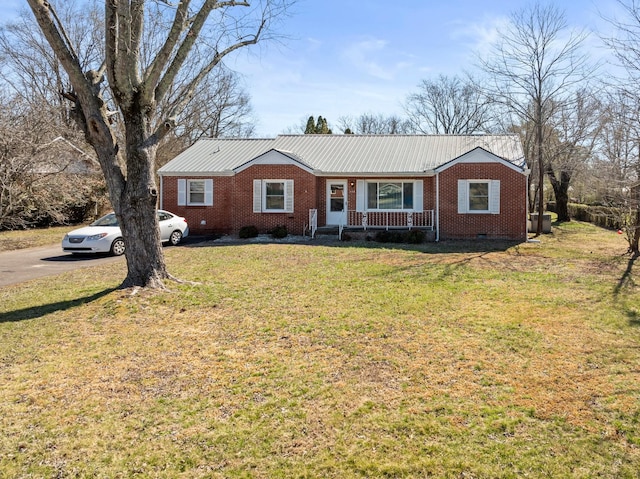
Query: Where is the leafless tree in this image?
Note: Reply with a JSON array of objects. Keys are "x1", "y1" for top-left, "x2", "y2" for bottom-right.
[
  {"x1": 544, "y1": 90, "x2": 604, "y2": 221},
  {"x1": 26, "y1": 0, "x2": 293, "y2": 288},
  {"x1": 2, "y1": 4, "x2": 257, "y2": 175},
  {"x1": 156, "y1": 67, "x2": 256, "y2": 166},
  {"x1": 404, "y1": 74, "x2": 494, "y2": 134},
  {"x1": 0, "y1": 3, "x2": 107, "y2": 229},
  {"x1": 180, "y1": 68, "x2": 256, "y2": 141},
  {"x1": 0, "y1": 2, "x2": 103, "y2": 129},
  {"x1": 591, "y1": 88, "x2": 640, "y2": 253},
  {"x1": 478, "y1": 2, "x2": 591, "y2": 235},
  {"x1": 601, "y1": 0, "x2": 640, "y2": 254},
  {"x1": 336, "y1": 113, "x2": 412, "y2": 135},
  {"x1": 0, "y1": 91, "x2": 106, "y2": 229},
  {"x1": 596, "y1": 90, "x2": 640, "y2": 187}
]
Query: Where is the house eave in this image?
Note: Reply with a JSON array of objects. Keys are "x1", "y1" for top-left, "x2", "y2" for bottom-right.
[
  {"x1": 315, "y1": 171, "x2": 435, "y2": 177},
  {"x1": 158, "y1": 170, "x2": 235, "y2": 177},
  {"x1": 159, "y1": 170, "x2": 437, "y2": 178}
]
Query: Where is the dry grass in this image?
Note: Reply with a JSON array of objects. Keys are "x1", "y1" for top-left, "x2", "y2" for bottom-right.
[
  {"x1": 1, "y1": 221, "x2": 639, "y2": 478},
  {"x1": 0, "y1": 226, "x2": 70, "y2": 251}
]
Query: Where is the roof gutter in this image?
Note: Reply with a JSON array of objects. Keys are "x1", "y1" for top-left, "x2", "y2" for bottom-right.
[
  {"x1": 314, "y1": 170, "x2": 436, "y2": 177},
  {"x1": 157, "y1": 170, "x2": 438, "y2": 178},
  {"x1": 157, "y1": 170, "x2": 235, "y2": 177}
]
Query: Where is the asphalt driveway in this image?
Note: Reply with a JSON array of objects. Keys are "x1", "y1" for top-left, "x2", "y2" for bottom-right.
[{"x1": 0, "y1": 245, "x2": 124, "y2": 288}]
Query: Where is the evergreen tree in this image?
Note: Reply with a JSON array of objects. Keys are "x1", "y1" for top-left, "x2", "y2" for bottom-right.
[
  {"x1": 316, "y1": 116, "x2": 332, "y2": 134},
  {"x1": 303, "y1": 115, "x2": 332, "y2": 134},
  {"x1": 304, "y1": 116, "x2": 316, "y2": 134}
]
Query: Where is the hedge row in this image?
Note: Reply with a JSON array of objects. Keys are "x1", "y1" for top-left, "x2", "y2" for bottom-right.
[{"x1": 564, "y1": 203, "x2": 624, "y2": 230}]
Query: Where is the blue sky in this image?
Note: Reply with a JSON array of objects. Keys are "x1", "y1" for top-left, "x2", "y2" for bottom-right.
[
  {"x1": 229, "y1": 0, "x2": 619, "y2": 135},
  {"x1": 1, "y1": 0, "x2": 622, "y2": 136}
]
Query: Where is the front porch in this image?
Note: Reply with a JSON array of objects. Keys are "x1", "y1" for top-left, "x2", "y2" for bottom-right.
[
  {"x1": 309, "y1": 209, "x2": 435, "y2": 239},
  {"x1": 346, "y1": 210, "x2": 434, "y2": 230}
]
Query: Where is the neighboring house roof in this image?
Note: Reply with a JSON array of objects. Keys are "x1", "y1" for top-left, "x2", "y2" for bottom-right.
[{"x1": 158, "y1": 134, "x2": 526, "y2": 176}]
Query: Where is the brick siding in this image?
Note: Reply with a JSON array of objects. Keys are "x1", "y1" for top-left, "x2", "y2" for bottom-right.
[
  {"x1": 161, "y1": 164, "x2": 525, "y2": 240},
  {"x1": 438, "y1": 163, "x2": 527, "y2": 240},
  {"x1": 162, "y1": 165, "x2": 318, "y2": 235}
]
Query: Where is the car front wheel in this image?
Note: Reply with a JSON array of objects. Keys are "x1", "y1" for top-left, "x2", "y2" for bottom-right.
[
  {"x1": 110, "y1": 238, "x2": 126, "y2": 256},
  {"x1": 169, "y1": 230, "x2": 183, "y2": 246}
]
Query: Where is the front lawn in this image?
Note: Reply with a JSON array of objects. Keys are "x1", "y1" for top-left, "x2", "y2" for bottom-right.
[
  {"x1": 0, "y1": 222, "x2": 639, "y2": 477},
  {"x1": 0, "y1": 226, "x2": 70, "y2": 252}
]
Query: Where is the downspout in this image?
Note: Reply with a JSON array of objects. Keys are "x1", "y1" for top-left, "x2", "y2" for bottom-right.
[
  {"x1": 158, "y1": 174, "x2": 164, "y2": 210},
  {"x1": 435, "y1": 172, "x2": 440, "y2": 242}
]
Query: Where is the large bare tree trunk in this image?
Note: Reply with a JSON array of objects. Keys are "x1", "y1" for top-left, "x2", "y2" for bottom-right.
[
  {"x1": 26, "y1": 0, "x2": 286, "y2": 288},
  {"x1": 118, "y1": 110, "x2": 168, "y2": 288},
  {"x1": 547, "y1": 168, "x2": 571, "y2": 222},
  {"x1": 632, "y1": 202, "x2": 640, "y2": 257}
]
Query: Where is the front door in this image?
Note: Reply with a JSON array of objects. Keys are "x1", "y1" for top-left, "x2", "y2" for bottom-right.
[{"x1": 326, "y1": 181, "x2": 347, "y2": 225}]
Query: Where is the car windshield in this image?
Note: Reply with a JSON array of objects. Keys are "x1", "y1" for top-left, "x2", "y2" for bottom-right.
[{"x1": 90, "y1": 213, "x2": 119, "y2": 227}]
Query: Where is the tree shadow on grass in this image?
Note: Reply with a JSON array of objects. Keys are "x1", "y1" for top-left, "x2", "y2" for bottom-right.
[
  {"x1": 615, "y1": 254, "x2": 637, "y2": 295},
  {"x1": 186, "y1": 234, "x2": 522, "y2": 255},
  {"x1": 0, "y1": 288, "x2": 116, "y2": 324},
  {"x1": 613, "y1": 254, "x2": 640, "y2": 327}
]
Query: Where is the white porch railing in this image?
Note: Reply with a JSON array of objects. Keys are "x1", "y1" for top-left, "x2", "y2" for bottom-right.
[
  {"x1": 347, "y1": 210, "x2": 434, "y2": 230},
  {"x1": 309, "y1": 209, "x2": 318, "y2": 238}
]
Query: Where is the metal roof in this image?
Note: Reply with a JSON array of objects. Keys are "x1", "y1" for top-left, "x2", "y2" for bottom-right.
[{"x1": 158, "y1": 134, "x2": 525, "y2": 176}]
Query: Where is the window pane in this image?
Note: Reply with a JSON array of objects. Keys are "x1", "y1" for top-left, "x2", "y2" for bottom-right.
[
  {"x1": 469, "y1": 196, "x2": 489, "y2": 210},
  {"x1": 189, "y1": 181, "x2": 205, "y2": 203},
  {"x1": 469, "y1": 182, "x2": 489, "y2": 210},
  {"x1": 469, "y1": 183, "x2": 488, "y2": 197},
  {"x1": 367, "y1": 183, "x2": 378, "y2": 209},
  {"x1": 330, "y1": 184, "x2": 344, "y2": 198},
  {"x1": 378, "y1": 183, "x2": 402, "y2": 209},
  {"x1": 265, "y1": 181, "x2": 285, "y2": 210},
  {"x1": 266, "y1": 196, "x2": 285, "y2": 209},
  {"x1": 403, "y1": 182, "x2": 413, "y2": 209},
  {"x1": 266, "y1": 182, "x2": 284, "y2": 196}
]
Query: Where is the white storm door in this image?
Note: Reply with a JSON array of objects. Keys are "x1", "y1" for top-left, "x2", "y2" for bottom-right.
[{"x1": 326, "y1": 181, "x2": 347, "y2": 225}]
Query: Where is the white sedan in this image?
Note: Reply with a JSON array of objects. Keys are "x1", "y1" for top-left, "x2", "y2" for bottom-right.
[{"x1": 62, "y1": 210, "x2": 189, "y2": 256}]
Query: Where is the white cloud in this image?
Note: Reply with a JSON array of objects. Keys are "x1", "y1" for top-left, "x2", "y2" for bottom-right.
[
  {"x1": 305, "y1": 37, "x2": 323, "y2": 52},
  {"x1": 339, "y1": 37, "x2": 420, "y2": 82},
  {"x1": 450, "y1": 15, "x2": 510, "y2": 58},
  {"x1": 342, "y1": 38, "x2": 394, "y2": 80}
]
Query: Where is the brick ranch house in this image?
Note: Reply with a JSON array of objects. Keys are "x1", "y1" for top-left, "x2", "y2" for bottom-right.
[{"x1": 158, "y1": 134, "x2": 529, "y2": 241}]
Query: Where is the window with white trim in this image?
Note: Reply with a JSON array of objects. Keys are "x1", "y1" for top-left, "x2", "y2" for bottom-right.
[
  {"x1": 177, "y1": 178, "x2": 213, "y2": 206},
  {"x1": 253, "y1": 179, "x2": 294, "y2": 213},
  {"x1": 366, "y1": 181, "x2": 414, "y2": 210},
  {"x1": 458, "y1": 179, "x2": 500, "y2": 214},
  {"x1": 188, "y1": 180, "x2": 206, "y2": 205},
  {"x1": 265, "y1": 181, "x2": 285, "y2": 210}
]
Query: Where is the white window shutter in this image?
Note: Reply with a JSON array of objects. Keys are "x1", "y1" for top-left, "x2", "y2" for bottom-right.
[
  {"x1": 285, "y1": 180, "x2": 294, "y2": 213},
  {"x1": 204, "y1": 179, "x2": 213, "y2": 206},
  {"x1": 490, "y1": 180, "x2": 500, "y2": 214},
  {"x1": 414, "y1": 180, "x2": 423, "y2": 211},
  {"x1": 253, "y1": 179, "x2": 262, "y2": 213},
  {"x1": 177, "y1": 179, "x2": 186, "y2": 206},
  {"x1": 356, "y1": 180, "x2": 365, "y2": 212},
  {"x1": 458, "y1": 180, "x2": 468, "y2": 214}
]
